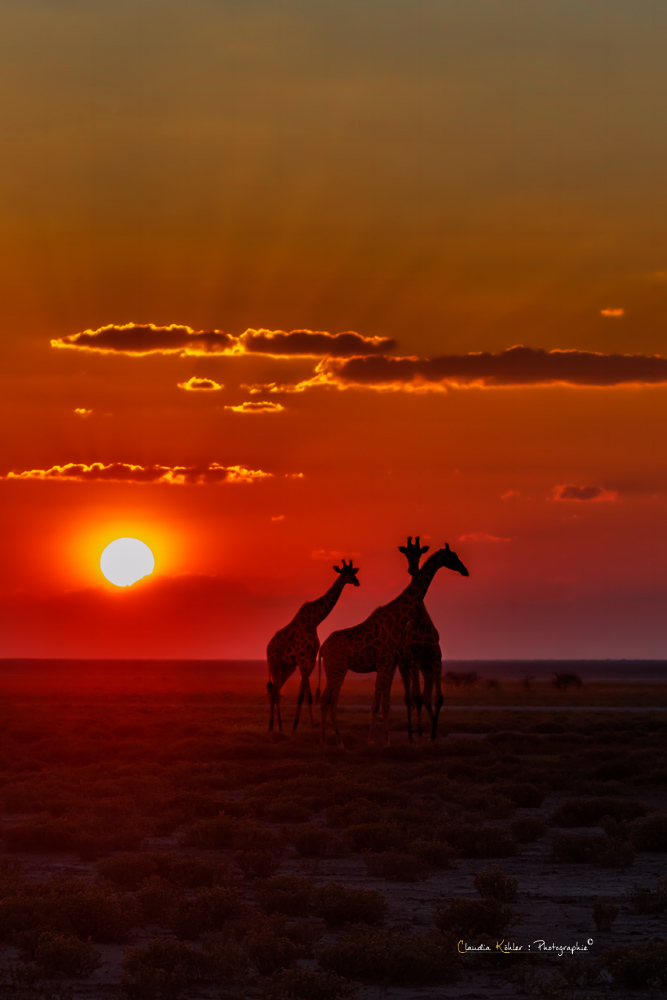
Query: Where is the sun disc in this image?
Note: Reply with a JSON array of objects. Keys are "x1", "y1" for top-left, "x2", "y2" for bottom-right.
[{"x1": 100, "y1": 537, "x2": 155, "y2": 587}]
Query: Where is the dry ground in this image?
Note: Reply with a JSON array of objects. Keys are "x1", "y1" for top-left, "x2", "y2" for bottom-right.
[{"x1": 0, "y1": 673, "x2": 666, "y2": 999}]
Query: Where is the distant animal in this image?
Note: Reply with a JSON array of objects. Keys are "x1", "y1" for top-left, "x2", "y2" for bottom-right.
[
  {"x1": 395, "y1": 536, "x2": 445, "y2": 741},
  {"x1": 318, "y1": 544, "x2": 469, "y2": 747},
  {"x1": 267, "y1": 560, "x2": 360, "y2": 733},
  {"x1": 553, "y1": 672, "x2": 583, "y2": 692}
]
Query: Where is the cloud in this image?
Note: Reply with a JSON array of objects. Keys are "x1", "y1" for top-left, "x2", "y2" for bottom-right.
[
  {"x1": 241, "y1": 329, "x2": 394, "y2": 357},
  {"x1": 177, "y1": 377, "x2": 224, "y2": 391},
  {"x1": 294, "y1": 346, "x2": 667, "y2": 391},
  {"x1": 224, "y1": 400, "x2": 285, "y2": 414},
  {"x1": 3, "y1": 462, "x2": 273, "y2": 485},
  {"x1": 52, "y1": 323, "x2": 239, "y2": 357},
  {"x1": 51, "y1": 323, "x2": 392, "y2": 358},
  {"x1": 501, "y1": 490, "x2": 520, "y2": 499},
  {"x1": 73, "y1": 408, "x2": 93, "y2": 417},
  {"x1": 552, "y1": 484, "x2": 619, "y2": 502},
  {"x1": 600, "y1": 308, "x2": 624, "y2": 317},
  {"x1": 459, "y1": 532, "x2": 512, "y2": 542}
]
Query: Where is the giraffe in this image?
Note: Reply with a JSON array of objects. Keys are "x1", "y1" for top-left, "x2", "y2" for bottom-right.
[
  {"x1": 396, "y1": 537, "x2": 445, "y2": 741},
  {"x1": 267, "y1": 560, "x2": 360, "y2": 733},
  {"x1": 318, "y1": 544, "x2": 468, "y2": 747}
]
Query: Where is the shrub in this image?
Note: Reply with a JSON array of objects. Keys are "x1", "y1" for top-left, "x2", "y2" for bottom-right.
[
  {"x1": 409, "y1": 839, "x2": 457, "y2": 869},
  {"x1": 262, "y1": 800, "x2": 313, "y2": 823},
  {"x1": 237, "y1": 849, "x2": 282, "y2": 879},
  {"x1": 601, "y1": 941, "x2": 667, "y2": 989},
  {"x1": 435, "y1": 822, "x2": 516, "y2": 859},
  {"x1": 434, "y1": 897, "x2": 513, "y2": 937},
  {"x1": 136, "y1": 877, "x2": 177, "y2": 923},
  {"x1": 592, "y1": 898, "x2": 619, "y2": 932},
  {"x1": 167, "y1": 856, "x2": 231, "y2": 888},
  {"x1": 180, "y1": 814, "x2": 242, "y2": 850},
  {"x1": 314, "y1": 883, "x2": 386, "y2": 927},
  {"x1": 628, "y1": 812, "x2": 667, "y2": 851},
  {"x1": 550, "y1": 797, "x2": 648, "y2": 828},
  {"x1": 627, "y1": 877, "x2": 667, "y2": 915},
  {"x1": 319, "y1": 926, "x2": 458, "y2": 986},
  {"x1": 473, "y1": 866, "x2": 518, "y2": 902},
  {"x1": 3, "y1": 817, "x2": 75, "y2": 852},
  {"x1": 499, "y1": 783, "x2": 546, "y2": 808},
  {"x1": 510, "y1": 817, "x2": 547, "y2": 843},
  {"x1": 345, "y1": 822, "x2": 405, "y2": 853},
  {"x1": 290, "y1": 824, "x2": 330, "y2": 858},
  {"x1": 97, "y1": 853, "x2": 161, "y2": 890},
  {"x1": 121, "y1": 939, "x2": 207, "y2": 999},
  {"x1": 363, "y1": 851, "x2": 429, "y2": 882},
  {"x1": 243, "y1": 926, "x2": 304, "y2": 976},
  {"x1": 28, "y1": 931, "x2": 102, "y2": 976},
  {"x1": 255, "y1": 877, "x2": 315, "y2": 917},
  {"x1": 260, "y1": 967, "x2": 358, "y2": 1000},
  {"x1": 201, "y1": 935, "x2": 248, "y2": 990},
  {"x1": 326, "y1": 800, "x2": 379, "y2": 828},
  {"x1": 169, "y1": 886, "x2": 243, "y2": 940}
]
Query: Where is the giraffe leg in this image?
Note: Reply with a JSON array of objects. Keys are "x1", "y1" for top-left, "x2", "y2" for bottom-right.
[
  {"x1": 292, "y1": 672, "x2": 309, "y2": 733},
  {"x1": 368, "y1": 684, "x2": 383, "y2": 745},
  {"x1": 321, "y1": 668, "x2": 347, "y2": 748},
  {"x1": 306, "y1": 684, "x2": 315, "y2": 727},
  {"x1": 398, "y1": 666, "x2": 413, "y2": 742},
  {"x1": 267, "y1": 681, "x2": 276, "y2": 732},
  {"x1": 381, "y1": 682, "x2": 393, "y2": 747},
  {"x1": 275, "y1": 691, "x2": 283, "y2": 733},
  {"x1": 432, "y1": 670, "x2": 444, "y2": 740},
  {"x1": 411, "y1": 668, "x2": 423, "y2": 740}
]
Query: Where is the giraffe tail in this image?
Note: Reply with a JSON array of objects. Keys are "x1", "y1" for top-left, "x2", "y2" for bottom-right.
[{"x1": 315, "y1": 648, "x2": 322, "y2": 704}]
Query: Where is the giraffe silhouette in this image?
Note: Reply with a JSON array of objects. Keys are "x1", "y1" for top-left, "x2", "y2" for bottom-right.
[
  {"x1": 397, "y1": 537, "x2": 445, "y2": 741},
  {"x1": 267, "y1": 560, "x2": 360, "y2": 733},
  {"x1": 318, "y1": 544, "x2": 468, "y2": 747}
]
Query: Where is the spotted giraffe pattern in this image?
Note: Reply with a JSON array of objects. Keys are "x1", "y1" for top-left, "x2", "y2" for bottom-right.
[
  {"x1": 319, "y1": 544, "x2": 468, "y2": 746},
  {"x1": 396, "y1": 537, "x2": 445, "y2": 741},
  {"x1": 267, "y1": 560, "x2": 359, "y2": 733}
]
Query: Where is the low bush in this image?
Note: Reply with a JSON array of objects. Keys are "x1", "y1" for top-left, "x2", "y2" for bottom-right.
[
  {"x1": 510, "y1": 816, "x2": 547, "y2": 843},
  {"x1": 550, "y1": 797, "x2": 648, "y2": 828},
  {"x1": 499, "y1": 783, "x2": 546, "y2": 808},
  {"x1": 363, "y1": 851, "x2": 429, "y2": 882},
  {"x1": 121, "y1": 939, "x2": 208, "y2": 999},
  {"x1": 628, "y1": 812, "x2": 667, "y2": 851},
  {"x1": 169, "y1": 886, "x2": 243, "y2": 940},
  {"x1": 409, "y1": 839, "x2": 458, "y2": 869},
  {"x1": 237, "y1": 849, "x2": 283, "y2": 879},
  {"x1": 345, "y1": 822, "x2": 405, "y2": 853},
  {"x1": 325, "y1": 800, "x2": 380, "y2": 828},
  {"x1": 626, "y1": 877, "x2": 667, "y2": 915},
  {"x1": 434, "y1": 897, "x2": 513, "y2": 937},
  {"x1": 550, "y1": 833, "x2": 635, "y2": 867},
  {"x1": 319, "y1": 926, "x2": 458, "y2": 986},
  {"x1": 97, "y1": 853, "x2": 162, "y2": 890},
  {"x1": 3, "y1": 817, "x2": 76, "y2": 852},
  {"x1": 243, "y1": 925, "x2": 305, "y2": 976},
  {"x1": 260, "y1": 967, "x2": 358, "y2": 1000},
  {"x1": 22, "y1": 930, "x2": 102, "y2": 977},
  {"x1": 592, "y1": 898, "x2": 619, "y2": 931},
  {"x1": 290, "y1": 824, "x2": 330, "y2": 858},
  {"x1": 473, "y1": 866, "x2": 518, "y2": 902},
  {"x1": 136, "y1": 876, "x2": 177, "y2": 923},
  {"x1": 255, "y1": 876, "x2": 315, "y2": 917},
  {"x1": 314, "y1": 883, "x2": 386, "y2": 927},
  {"x1": 601, "y1": 941, "x2": 667, "y2": 989},
  {"x1": 262, "y1": 800, "x2": 314, "y2": 824}
]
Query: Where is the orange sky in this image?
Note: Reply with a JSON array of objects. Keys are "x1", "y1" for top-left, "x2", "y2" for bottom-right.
[{"x1": 1, "y1": 1, "x2": 666, "y2": 659}]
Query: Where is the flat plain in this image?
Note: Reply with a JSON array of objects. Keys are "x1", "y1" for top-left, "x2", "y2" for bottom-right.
[{"x1": 0, "y1": 669, "x2": 666, "y2": 1000}]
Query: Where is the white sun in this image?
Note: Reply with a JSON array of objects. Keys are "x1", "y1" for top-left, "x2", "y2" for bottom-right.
[{"x1": 100, "y1": 538, "x2": 155, "y2": 587}]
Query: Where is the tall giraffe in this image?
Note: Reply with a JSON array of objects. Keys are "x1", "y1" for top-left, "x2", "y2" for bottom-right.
[
  {"x1": 267, "y1": 560, "x2": 360, "y2": 733},
  {"x1": 396, "y1": 537, "x2": 445, "y2": 741},
  {"x1": 318, "y1": 544, "x2": 468, "y2": 747}
]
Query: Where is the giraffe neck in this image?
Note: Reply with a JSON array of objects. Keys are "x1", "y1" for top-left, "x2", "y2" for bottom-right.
[
  {"x1": 404, "y1": 553, "x2": 442, "y2": 604},
  {"x1": 300, "y1": 576, "x2": 348, "y2": 626}
]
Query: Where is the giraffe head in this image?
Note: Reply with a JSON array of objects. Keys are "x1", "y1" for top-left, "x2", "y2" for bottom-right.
[
  {"x1": 334, "y1": 559, "x2": 360, "y2": 586},
  {"x1": 399, "y1": 536, "x2": 430, "y2": 577},
  {"x1": 433, "y1": 543, "x2": 469, "y2": 576}
]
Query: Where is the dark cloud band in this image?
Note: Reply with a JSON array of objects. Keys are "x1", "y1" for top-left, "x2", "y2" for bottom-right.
[
  {"x1": 320, "y1": 346, "x2": 667, "y2": 388},
  {"x1": 3, "y1": 462, "x2": 273, "y2": 484}
]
